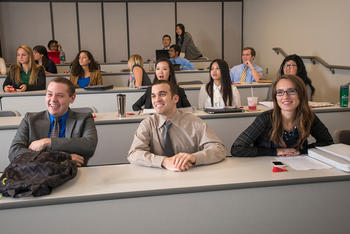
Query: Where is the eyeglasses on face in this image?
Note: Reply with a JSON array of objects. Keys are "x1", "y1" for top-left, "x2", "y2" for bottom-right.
[
  {"x1": 284, "y1": 64, "x2": 297, "y2": 68},
  {"x1": 275, "y1": 88, "x2": 297, "y2": 97}
]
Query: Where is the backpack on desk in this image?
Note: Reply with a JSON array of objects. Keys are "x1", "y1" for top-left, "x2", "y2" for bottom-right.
[{"x1": 0, "y1": 151, "x2": 77, "y2": 198}]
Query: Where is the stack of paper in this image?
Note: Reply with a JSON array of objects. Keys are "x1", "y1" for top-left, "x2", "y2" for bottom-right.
[{"x1": 308, "y1": 144, "x2": 350, "y2": 172}]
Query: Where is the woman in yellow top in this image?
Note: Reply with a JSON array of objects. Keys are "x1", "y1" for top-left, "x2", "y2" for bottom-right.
[
  {"x1": 3, "y1": 45, "x2": 45, "y2": 92},
  {"x1": 70, "y1": 50, "x2": 102, "y2": 88}
]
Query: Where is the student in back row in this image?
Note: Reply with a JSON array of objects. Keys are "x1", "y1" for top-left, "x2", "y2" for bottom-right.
[
  {"x1": 70, "y1": 50, "x2": 103, "y2": 88},
  {"x1": 199, "y1": 59, "x2": 241, "y2": 109},
  {"x1": 132, "y1": 58, "x2": 191, "y2": 111},
  {"x1": 33, "y1": 45, "x2": 57, "y2": 74},
  {"x1": 3, "y1": 45, "x2": 46, "y2": 92},
  {"x1": 169, "y1": 44, "x2": 195, "y2": 70},
  {"x1": 231, "y1": 75, "x2": 333, "y2": 157},
  {"x1": 230, "y1": 47, "x2": 263, "y2": 83},
  {"x1": 128, "y1": 54, "x2": 151, "y2": 88}
]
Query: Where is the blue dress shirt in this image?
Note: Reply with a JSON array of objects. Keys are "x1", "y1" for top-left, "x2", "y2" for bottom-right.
[
  {"x1": 48, "y1": 109, "x2": 70, "y2": 138},
  {"x1": 230, "y1": 63, "x2": 263, "y2": 83},
  {"x1": 170, "y1": 57, "x2": 195, "y2": 70},
  {"x1": 77, "y1": 77, "x2": 91, "y2": 88}
]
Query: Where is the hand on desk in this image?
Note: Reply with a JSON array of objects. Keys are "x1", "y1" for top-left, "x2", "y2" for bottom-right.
[
  {"x1": 277, "y1": 148, "x2": 300, "y2": 157},
  {"x1": 71, "y1": 154, "x2": 84, "y2": 167},
  {"x1": 17, "y1": 84, "x2": 27, "y2": 92},
  {"x1": 162, "y1": 153, "x2": 196, "y2": 172},
  {"x1": 29, "y1": 138, "x2": 51, "y2": 151}
]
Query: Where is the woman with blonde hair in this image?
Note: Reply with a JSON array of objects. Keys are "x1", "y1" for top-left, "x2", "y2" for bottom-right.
[
  {"x1": 128, "y1": 54, "x2": 151, "y2": 87},
  {"x1": 231, "y1": 75, "x2": 333, "y2": 157},
  {"x1": 70, "y1": 50, "x2": 102, "y2": 88},
  {"x1": 3, "y1": 45, "x2": 45, "y2": 92}
]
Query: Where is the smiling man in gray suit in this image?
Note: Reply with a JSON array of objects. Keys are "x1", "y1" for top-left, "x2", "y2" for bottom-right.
[{"x1": 8, "y1": 77, "x2": 98, "y2": 166}]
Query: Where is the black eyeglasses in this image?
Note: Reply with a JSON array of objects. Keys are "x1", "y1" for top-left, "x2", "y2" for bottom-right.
[
  {"x1": 275, "y1": 88, "x2": 297, "y2": 97},
  {"x1": 284, "y1": 64, "x2": 297, "y2": 68}
]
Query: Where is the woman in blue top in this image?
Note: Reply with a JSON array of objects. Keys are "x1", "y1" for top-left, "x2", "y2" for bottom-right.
[
  {"x1": 33, "y1": 45, "x2": 57, "y2": 74},
  {"x1": 3, "y1": 45, "x2": 46, "y2": 92},
  {"x1": 70, "y1": 50, "x2": 102, "y2": 88}
]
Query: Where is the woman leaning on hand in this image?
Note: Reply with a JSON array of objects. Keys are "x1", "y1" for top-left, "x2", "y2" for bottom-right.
[
  {"x1": 3, "y1": 45, "x2": 46, "y2": 92},
  {"x1": 231, "y1": 75, "x2": 333, "y2": 157}
]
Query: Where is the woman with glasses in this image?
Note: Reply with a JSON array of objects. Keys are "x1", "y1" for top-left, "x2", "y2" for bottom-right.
[
  {"x1": 231, "y1": 75, "x2": 333, "y2": 157},
  {"x1": 279, "y1": 54, "x2": 315, "y2": 100}
]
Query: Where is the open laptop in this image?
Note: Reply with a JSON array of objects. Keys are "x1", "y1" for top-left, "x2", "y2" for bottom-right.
[
  {"x1": 204, "y1": 107, "x2": 244, "y2": 114},
  {"x1": 155, "y1": 49, "x2": 170, "y2": 61}
]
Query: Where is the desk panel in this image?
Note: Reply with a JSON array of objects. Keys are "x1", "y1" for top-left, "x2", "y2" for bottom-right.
[{"x1": 0, "y1": 158, "x2": 349, "y2": 234}]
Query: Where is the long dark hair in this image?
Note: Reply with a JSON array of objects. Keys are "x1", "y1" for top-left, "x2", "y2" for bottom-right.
[
  {"x1": 270, "y1": 75, "x2": 315, "y2": 149},
  {"x1": 33, "y1": 45, "x2": 50, "y2": 69},
  {"x1": 279, "y1": 54, "x2": 315, "y2": 97},
  {"x1": 206, "y1": 59, "x2": 233, "y2": 106},
  {"x1": 153, "y1": 58, "x2": 177, "y2": 85},
  {"x1": 175, "y1": 23, "x2": 185, "y2": 47},
  {"x1": 71, "y1": 50, "x2": 100, "y2": 77}
]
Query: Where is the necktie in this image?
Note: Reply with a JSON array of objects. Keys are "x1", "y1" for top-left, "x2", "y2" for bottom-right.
[
  {"x1": 50, "y1": 117, "x2": 60, "y2": 138},
  {"x1": 163, "y1": 120, "x2": 175, "y2": 157},
  {"x1": 240, "y1": 66, "x2": 248, "y2": 82}
]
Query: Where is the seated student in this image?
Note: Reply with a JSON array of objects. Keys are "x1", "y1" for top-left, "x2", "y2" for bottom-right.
[
  {"x1": 132, "y1": 58, "x2": 191, "y2": 111},
  {"x1": 3, "y1": 45, "x2": 46, "y2": 92},
  {"x1": 176, "y1": 23, "x2": 203, "y2": 60},
  {"x1": 8, "y1": 78, "x2": 98, "y2": 166},
  {"x1": 33, "y1": 45, "x2": 57, "y2": 74},
  {"x1": 169, "y1": 44, "x2": 195, "y2": 70},
  {"x1": 0, "y1": 57, "x2": 6, "y2": 75},
  {"x1": 230, "y1": 47, "x2": 263, "y2": 83},
  {"x1": 198, "y1": 59, "x2": 241, "y2": 109},
  {"x1": 47, "y1": 39, "x2": 62, "y2": 52},
  {"x1": 128, "y1": 54, "x2": 151, "y2": 87},
  {"x1": 231, "y1": 75, "x2": 333, "y2": 157},
  {"x1": 128, "y1": 80, "x2": 226, "y2": 171},
  {"x1": 279, "y1": 54, "x2": 315, "y2": 100},
  {"x1": 70, "y1": 50, "x2": 102, "y2": 88},
  {"x1": 162, "y1": 34, "x2": 171, "y2": 50}
]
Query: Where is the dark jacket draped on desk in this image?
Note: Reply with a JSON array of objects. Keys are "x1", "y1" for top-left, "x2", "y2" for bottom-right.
[
  {"x1": 8, "y1": 110, "x2": 98, "y2": 165},
  {"x1": 132, "y1": 86, "x2": 191, "y2": 111},
  {"x1": 231, "y1": 110, "x2": 334, "y2": 157}
]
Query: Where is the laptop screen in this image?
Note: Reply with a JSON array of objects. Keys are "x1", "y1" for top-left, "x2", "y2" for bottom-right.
[{"x1": 155, "y1": 50, "x2": 170, "y2": 61}]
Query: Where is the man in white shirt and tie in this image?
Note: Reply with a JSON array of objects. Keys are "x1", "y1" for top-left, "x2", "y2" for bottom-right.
[
  {"x1": 128, "y1": 80, "x2": 226, "y2": 171},
  {"x1": 230, "y1": 47, "x2": 263, "y2": 83}
]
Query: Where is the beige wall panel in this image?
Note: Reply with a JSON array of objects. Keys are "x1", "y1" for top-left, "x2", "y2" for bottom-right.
[
  {"x1": 79, "y1": 2, "x2": 104, "y2": 63},
  {"x1": 52, "y1": 2, "x2": 79, "y2": 63},
  {"x1": 177, "y1": 2, "x2": 222, "y2": 60},
  {"x1": 0, "y1": 2, "x2": 51, "y2": 63},
  {"x1": 129, "y1": 2, "x2": 175, "y2": 60},
  {"x1": 104, "y1": 2, "x2": 128, "y2": 63},
  {"x1": 224, "y1": 1, "x2": 242, "y2": 67},
  {"x1": 244, "y1": 0, "x2": 350, "y2": 102}
]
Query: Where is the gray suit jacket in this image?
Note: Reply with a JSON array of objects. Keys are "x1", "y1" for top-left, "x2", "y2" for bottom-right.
[{"x1": 8, "y1": 110, "x2": 98, "y2": 165}]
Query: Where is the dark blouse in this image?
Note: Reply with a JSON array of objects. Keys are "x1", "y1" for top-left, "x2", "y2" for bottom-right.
[
  {"x1": 231, "y1": 110, "x2": 334, "y2": 157},
  {"x1": 3, "y1": 65, "x2": 46, "y2": 91},
  {"x1": 132, "y1": 64, "x2": 151, "y2": 86},
  {"x1": 45, "y1": 59, "x2": 57, "y2": 74},
  {"x1": 132, "y1": 86, "x2": 191, "y2": 111}
]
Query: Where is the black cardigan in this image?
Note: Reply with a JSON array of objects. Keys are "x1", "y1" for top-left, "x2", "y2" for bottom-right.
[
  {"x1": 132, "y1": 86, "x2": 191, "y2": 111},
  {"x1": 231, "y1": 110, "x2": 334, "y2": 157}
]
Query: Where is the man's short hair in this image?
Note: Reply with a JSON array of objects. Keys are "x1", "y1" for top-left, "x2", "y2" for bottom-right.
[
  {"x1": 162, "y1": 34, "x2": 171, "y2": 41},
  {"x1": 243, "y1": 47, "x2": 256, "y2": 57},
  {"x1": 170, "y1": 44, "x2": 181, "y2": 56},
  {"x1": 48, "y1": 77, "x2": 76, "y2": 97},
  {"x1": 152, "y1": 80, "x2": 178, "y2": 97}
]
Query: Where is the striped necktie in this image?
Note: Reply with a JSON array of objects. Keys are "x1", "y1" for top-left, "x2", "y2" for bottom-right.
[
  {"x1": 50, "y1": 117, "x2": 60, "y2": 138},
  {"x1": 240, "y1": 66, "x2": 248, "y2": 82},
  {"x1": 163, "y1": 120, "x2": 175, "y2": 157}
]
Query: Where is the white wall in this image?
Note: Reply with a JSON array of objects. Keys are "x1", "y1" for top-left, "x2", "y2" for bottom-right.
[{"x1": 244, "y1": 0, "x2": 350, "y2": 102}]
